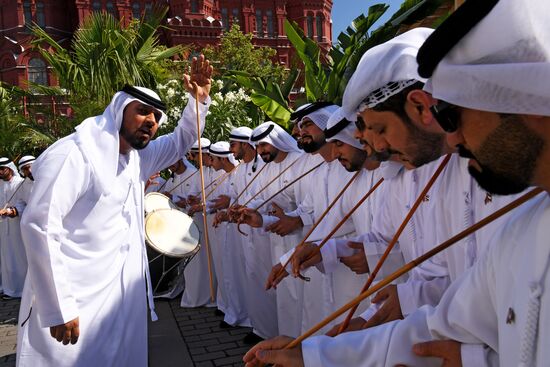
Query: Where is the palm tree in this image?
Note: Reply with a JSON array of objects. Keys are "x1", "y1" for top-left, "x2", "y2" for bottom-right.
[{"x1": 30, "y1": 6, "x2": 186, "y2": 117}]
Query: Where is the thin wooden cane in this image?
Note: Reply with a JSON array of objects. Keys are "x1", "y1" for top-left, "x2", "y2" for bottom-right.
[
  {"x1": 337, "y1": 153, "x2": 452, "y2": 334},
  {"x1": 255, "y1": 161, "x2": 324, "y2": 211},
  {"x1": 274, "y1": 170, "x2": 361, "y2": 281},
  {"x1": 193, "y1": 85, "x2": 215, "y2": 302},
  {"x1": 231, "y1": 162, "x2": 270, "y2": 206},
  {"x1": 285, "y1": 187, "x2": 544, "y2": 348},
  {"x1": 166, "y1": 169, "x2": 199, "y2": 194},
  {"x1": 1, "y1": 177, "x2": 27, "y2": 211},
  {"x1": 240, "y1": 157, "x2": 301, "y2": 208},
  {"x1": 205, "y1": 163, "x2": 241, "y2": 199},
  {"x1": 287, "y1": 177, "x2": 385, "y2": 283}
]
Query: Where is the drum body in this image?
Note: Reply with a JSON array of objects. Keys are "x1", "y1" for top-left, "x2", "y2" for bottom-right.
[
  {"x1": 144, "y1": 192, "x2": 176, "y2": 214},
  {"x1": 145, "y1": 207, "x2": 201, "y2": 298}
]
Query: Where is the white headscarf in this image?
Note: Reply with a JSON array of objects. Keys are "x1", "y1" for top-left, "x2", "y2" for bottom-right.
[
  {"x1": 229, "y1": 126, "x2": 253, "y2": 143},
  {"x1": 209, "y1": 141, "x2": 237, "y2": 166},
  {"x1": 329, "y1": 27, "x2": 434, "y2": 125},
  {"x1": 250, "y1": 122, "x2": 301, "y2": 153},
  {"x1": 324, "y1": 108, "x2": 363, "y2": 150},
  {"x1": 73, "y1": 86, "x2": 167, "y2": 192},
  {"x1": 191, "y1": 137, "x2": 211, "y2": 152},
  {"x1": 420, "y1": 0, "x2": 550, "y2": 115},
  {"x1": 299, "y1": 104, "x2": 339, "y2": 131},
  {"x1": 18, "y1": 155, "x2": 36, "y2": 170},
  {"x1": 0, "y1": 157, "x2": 21, "y2": 178}
]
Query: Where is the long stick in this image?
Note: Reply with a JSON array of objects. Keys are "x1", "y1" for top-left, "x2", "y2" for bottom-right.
[
  {"x1": 275, "y1": 170, "x2": 361, "y2": 280},
  {"x1": 193, "y1": 86, "x2": 215, "y2": 302},
  {"x1": 241, "y1": 157, "x2": 301, "y2": 208},
  {"x1": 205, "y1": 163, "x2": 241, "y2": 199},
  {"x1": 231, "y1": 162, "x2": 270, "y2": 206},
  {"x1": 2, "y1": 177, "x2": 27, "y2": 211},
  {"x1": 337, "y1": 153, "x2": 452, "y2": 333},
  {"x1": 255, "y1": 161, "x2": 324, "y2": 211},
  {"x1": 286, "y1": 187, "x2": 544, "y2": 348},
  {"x1": 291, "y1": 177, "x2": 385, "y2": 281},
  {"x1": 166, "y1": 169, "x2": 199, "y2": 194}
]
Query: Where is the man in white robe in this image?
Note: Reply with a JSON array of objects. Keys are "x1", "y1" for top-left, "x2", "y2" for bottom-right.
[
  {"x1": 239, "y1": 122, "x2": 312, "y2": 338},
  {"x1": 243, "y1": 1, "x2": 550, "y2": 365},
  {"x1": 207, "y1": 141, "x2": 250, "y2": 327},
  {"x1": 17, "y1": 57, "x2": 213, "y2": 367},
  {"x1": 180, "y1": 138, "x2": 219, "y2": 308},
  {"x1": 0, "y1": 157, "x2": 28, "y2": 299}
]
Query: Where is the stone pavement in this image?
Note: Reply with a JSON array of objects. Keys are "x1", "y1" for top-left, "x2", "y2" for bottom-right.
[{"x1": 0, "y1": 296, "x2": 253, "y2": 367}]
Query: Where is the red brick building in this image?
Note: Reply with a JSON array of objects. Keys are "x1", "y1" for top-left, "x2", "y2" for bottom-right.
[{"x1": 0, "y1": 0, "x2": 333, "y2": 89}]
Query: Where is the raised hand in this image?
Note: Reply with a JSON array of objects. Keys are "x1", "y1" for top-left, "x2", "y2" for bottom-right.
[{"x1": 183, "y1": 54, "x2": 213, "y2": 103}]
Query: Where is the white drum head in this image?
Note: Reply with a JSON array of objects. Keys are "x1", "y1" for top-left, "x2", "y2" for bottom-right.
[
  {"x1": 144, "y1": 192, "x2": 175, "y2": 214},
  {"x1": 145, "y1": 208, "x2": 200, "y2": 258}
]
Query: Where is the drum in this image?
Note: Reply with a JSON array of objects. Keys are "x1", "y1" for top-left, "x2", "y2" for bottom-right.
[
  {"x1": 144, "y1": 192, "x2": 176, "y2": 215},
  {"x1": 145, "y1": 208, "x2": 201, "y2": 298}
]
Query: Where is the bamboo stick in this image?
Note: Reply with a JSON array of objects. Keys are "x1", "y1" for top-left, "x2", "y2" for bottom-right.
[
  {"x1": 337, "y1": 153, "x2": 452, "y2": 333},
  {"x1": 285, "y1": 187, "x2": 544, "y2": 348}
]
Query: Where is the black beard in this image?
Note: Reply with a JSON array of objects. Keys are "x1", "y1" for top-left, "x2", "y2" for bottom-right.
[
  {"x1": 405, "y1": 122, "x2": 446, "y2": 167},
  {"x1": 119, "y1": 126, "x2": 152, "y2": 150},
  {"x1": 301, "y1": 137, "x2": 325, "y2": 153},
  {"x1": 261, "y1": 151, "x2": 278, "y2": 163},
  {"x1": 457, "y1": 114, "x2": 544, "y2": 195}
]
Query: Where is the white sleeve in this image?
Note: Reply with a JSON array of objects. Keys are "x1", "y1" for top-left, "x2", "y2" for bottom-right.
[
  {"x1": 140, "y1": 94, "x2": 210, "y2": 180},
  {"x1": 302, "y1": 245, "x2": 499, "y2": 367},
  {"x1": 20, "y1": 146, "x2": 89, "y2": 327}
]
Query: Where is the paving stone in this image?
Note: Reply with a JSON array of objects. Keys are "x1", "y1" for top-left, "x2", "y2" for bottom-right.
[{"x1": 214, "y1": 355, "x2": 247, "y2": 366}]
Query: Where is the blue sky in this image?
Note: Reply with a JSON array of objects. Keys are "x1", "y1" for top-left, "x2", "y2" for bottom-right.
[{"x1": 331, "y1": 0, "x2": 403, "y2": 41}]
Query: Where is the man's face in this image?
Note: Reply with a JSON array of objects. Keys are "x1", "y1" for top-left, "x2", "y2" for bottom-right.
[
  {"x1": 168, "y1": 160, "x2": 185, "y2": 174},
  {"x1": 331, "y1": 140, "x2": 367, "y2": 172},
  {"x1": 445, "y1": 108, "x2": 544, "y2": 195},
  {"x1": 21, "y1": 165, "x2": 33, "y2": 180},
  {"x1": 357, "y1": 106, "x2": 445, "y2": 168},
  {"x1": 354, "y1": 123, "x2": 392, "y2": 162},
  {"x1": 299, "y1": 118, "x2": 326, "y2": 153},
  {"x1": 120, "y1": 101, "x2": 161, "y2": 150},
  {"x1": 0, "y1": 166, "x2": 12, "y2": 181},
  {"x1": 257, "y1": 142, "x2": 280, "y2": 163},
  {"x1": 230, "y1": 141, "x2": 245, "y2": 160},
  {"x1": 202, "y1": 153, "x2": 213, "y2": 167},
  {"x1": 211, "y1": 156, "x2": 224, "y2": 171},
  {"x1": 291, "y1": 123, "x2": 303, "y2": 150}
]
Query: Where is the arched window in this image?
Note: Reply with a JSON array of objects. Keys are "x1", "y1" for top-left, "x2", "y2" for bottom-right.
[
  {"x1": 256, "y1": 9, "x2": 263, "y2": 38},
  {"x1": 28, "y1": 58, "x2": 48, "y2": 86},
  {"x1": 221, "y1": 8, "x2": 229, "y2": 31},
  {"x1": 191, "y1": 0, "x2": 199, "y2": 13},
  {"x1": 92, "y1": 1, "x2": 101, "y2": 12},
  {"x1": 23, "y1": 0, "x2": 32, "y2": 26},
  {"x1": 266, "y1": 10, "x2": 274, "y2": 37},
  {"x1": 106, "y1": 2, "x2": 116, "y2": 16},
  {"x1": 36, "y1": 2, "x2": 46, "y2": 27},
  {"x1": 316, "y1": 14, "x2": 324, "y2": 42},
  {"x1": 307, "y1": 14, "x2": 314, "y2": 38},
  {"x1": 132, "y1": 2, "x2": 141, "y2": 19}
]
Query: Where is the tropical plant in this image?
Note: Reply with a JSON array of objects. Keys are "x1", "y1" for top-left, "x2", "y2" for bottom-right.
[
  {"x1": 156, "y1": 78, "x2": 263, "y2": 142},
  {"x1": 284, "y1": 0, "x2": 449, "y2": 105},
  {"x1": 29, "y1": 5, "x2": 186, "y2": 118}
]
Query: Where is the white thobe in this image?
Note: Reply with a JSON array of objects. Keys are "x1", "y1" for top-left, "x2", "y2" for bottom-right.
[
  {"x1": 17, "y1": 95, "x2": 208, "y2": 367},
  {"x1": 181, "y1": 165, "x2": 218, "y2": 308},
  {"x1": 250, "y1": 151, "x2": 322, "y2": 338},
  {"x1": 0, "y1": 176, "x2": 28, "y2": 297},
  {"x1": 302, "y1": 191, "x2": 550, "y2": 367},
  {"x1": 231, "y1": 158, "x2": 279, "y2": 337},
  {"x1": 210, "y1": 166, "x2": 250, "y2": 326}
]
